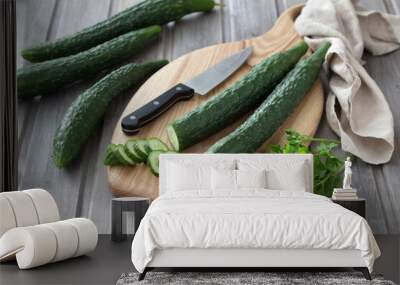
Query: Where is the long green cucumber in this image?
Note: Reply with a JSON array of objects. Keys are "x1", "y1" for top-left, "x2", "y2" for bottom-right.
[
  {"x1": 53, "y1": 60, "x2": 168, "y2": 168},
  {"x1": 18, "y1": 26, "x2": 162, "y2": 98},
  {"x1": 167, "y1": 41, "x2": 309, "y2": 151},
  {"x1": 208, "y1": 42, "x2": 331, "y2": 154},
  {"x1": 22, "y1": 0, "x2": 216, "y2": 62}
]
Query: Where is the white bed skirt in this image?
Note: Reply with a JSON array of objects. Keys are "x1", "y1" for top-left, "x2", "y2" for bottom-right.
[{"x1": 148, "y1": 248, "x2": 366, "y2": 268}]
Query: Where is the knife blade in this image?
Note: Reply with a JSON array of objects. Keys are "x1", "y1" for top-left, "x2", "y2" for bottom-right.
[{"x1": 121, "y1": 47, "x2": 253, "y2": 135}]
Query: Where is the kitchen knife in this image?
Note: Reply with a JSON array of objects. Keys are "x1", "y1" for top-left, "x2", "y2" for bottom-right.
[{"x1": 121, "y1": 47, "x2": 253, "y2": 135}]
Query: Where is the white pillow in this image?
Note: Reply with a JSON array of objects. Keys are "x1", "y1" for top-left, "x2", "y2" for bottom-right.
[
  {"x1": 167, "y1": 163, "x2": 211, "y2": 191},
  {"x1": 267, "y1": 166, "x2": 306, "y2": 191},
  {"x1": 211, "y1": 168, "x2": 236, "y2": 190},
  {"x1": 211, "y1": 169, "x2": 268, "y2": 190},
  {"x1": 166, "y1": 160, "x2": 235, "y2": 192},
  {"x1": 236, "y1": 169, "x2": 267, "y2": 189},
  {"x1": 237, "y1": 158, "x2": 308, "y2": 191}
]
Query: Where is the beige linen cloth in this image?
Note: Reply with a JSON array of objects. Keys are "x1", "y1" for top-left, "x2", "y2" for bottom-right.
[{"x1": 294, "y1": 0, "x2": 400, "y2": 164}]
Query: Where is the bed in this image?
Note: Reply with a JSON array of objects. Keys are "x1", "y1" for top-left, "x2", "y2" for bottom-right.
[{"x1": 131, "y1": 154, "x2": 380, "y2": 281}]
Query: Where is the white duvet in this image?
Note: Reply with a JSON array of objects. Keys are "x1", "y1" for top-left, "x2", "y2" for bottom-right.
[{"x1": 131, "y1": 190, "x2": 380, "y2": 272}]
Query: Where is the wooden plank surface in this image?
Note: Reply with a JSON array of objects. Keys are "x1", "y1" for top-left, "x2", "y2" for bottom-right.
[
  {"x1": 17, "y1": 0, "x2": 113, "y2": 221},
  {"x1": 16, "y1": 0, "x2": 400, "y2": 234},
  {"x1": 79, "y1": 0, "x2": 166, "y2": 234}
]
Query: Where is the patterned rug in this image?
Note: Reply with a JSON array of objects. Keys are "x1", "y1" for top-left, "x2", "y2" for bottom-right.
[{"x1": 116, "y1": 271, "x2": 396, "y2": 285}]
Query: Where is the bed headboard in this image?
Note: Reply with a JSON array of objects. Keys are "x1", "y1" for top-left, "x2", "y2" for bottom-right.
[{"x1": 159, "y1": 153, "x2": 313, "y2": 195}]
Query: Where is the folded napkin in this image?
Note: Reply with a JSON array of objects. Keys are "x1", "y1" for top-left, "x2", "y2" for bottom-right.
[{"x1": 295, "y1": 0, "x2": 400, "y2": 164}]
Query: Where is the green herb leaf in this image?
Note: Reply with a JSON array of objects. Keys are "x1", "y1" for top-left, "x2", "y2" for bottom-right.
[
  {"x1": 270, "y1": 144, "x2": 283, "y2": 153},
  {"x1": 269, "y1": 129, "x2": 345, "y2": 197}
]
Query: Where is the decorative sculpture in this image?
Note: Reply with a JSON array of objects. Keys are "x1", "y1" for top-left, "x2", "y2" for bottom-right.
[{"x1": 343, "y1": 157, "x2": 352, "y2": 190}]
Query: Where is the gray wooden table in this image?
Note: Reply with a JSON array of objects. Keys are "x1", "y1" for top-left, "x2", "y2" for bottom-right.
[{"x1": 16, "y1": 0, "x2": 400, "y2": 234}]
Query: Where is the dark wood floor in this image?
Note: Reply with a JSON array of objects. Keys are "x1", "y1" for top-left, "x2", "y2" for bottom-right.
[{"x1": 0, "y1": 235, "x2": 398, "y2": 285}]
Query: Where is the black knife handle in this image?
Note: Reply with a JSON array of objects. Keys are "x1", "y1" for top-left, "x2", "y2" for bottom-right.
[{"x1": 121, "y1": 83, "x2": 194, "y2": 135}]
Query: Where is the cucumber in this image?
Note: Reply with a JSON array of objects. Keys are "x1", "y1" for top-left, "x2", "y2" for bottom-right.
[
  {"x1": 115, "y1": 144, "x2": 136, "y2": 166},
  {"x1": 103, "y1": 137, "x2": 171, "y2": 174},
  {"x1": 147, "y1": 138, "x2": 169, "y2": 152},
  {"x1": 167, "y1": 41, "x2": 309, "y2": 151},
  {"x1": 147, "y1": 150, "x2": 169, "y2": 176},
  {"x1": 106, "y1": 137, "x2": 170, "y2": 166},
  {"x1": 103, "y1": 144, "x2": 121, "y2": 166},
  {"x1": 53, "y1": 60, "x2": 168, "y2": 168},
  {"x1": 208, "y1": 42, "x2": 331, "y2": 154},
  {"x1": 22, "y1": 0, "x2": 216, "y2": 62},
  {"x1": 125, "y1": 140, "x2": 145, "y2": 163},
  {"x1": 105, "y1": 144, "x2": 123, "y2": 165},
  {"x1": 134, "y1": 140, "x2": 151, "y2": 161},
  {"x1": 18, "y1": 26, "x2": 162, "y2": 98}
]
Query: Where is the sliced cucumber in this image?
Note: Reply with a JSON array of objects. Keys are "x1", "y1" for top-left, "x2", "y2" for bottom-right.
[
  {"x1": 103, "y1": 144, "x2": 121, "y2": 166},
  {"x1": 147, "y1": 150, "x2": 175, "y2": 176},
  {"x1": 134, "y1": 139, "x2": 151, "y2": 161},
  {"x1": 125, "y1": 140, "x2": 144, "y2": 163},
  {"x1": 146, "y1": 138, "x2": 169, "y2": 152},
  {"x1": 104, "y1": 137, "x2": 170, "y2": 168},
  {"x1": 147, "y1": 150, "x2": 166, "y2": 176},
  {"x1": 115, "y1": 144, "x2": 136, "y2": 166}
]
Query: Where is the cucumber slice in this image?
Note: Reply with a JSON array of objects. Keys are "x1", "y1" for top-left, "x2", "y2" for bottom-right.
[
  {"x1": 115, "y1": 144, "x2": 136, "y2": 166},
  {"x1": 104, "y1": 144, "x2": 116, "y2": 158},
  {"x1": 111, "y1": 144, "x2": 124, "y2": 164},
  {"x1": 103, "y1": 144, "x2": 121, "y2": 165},
  {"x1": 147, "y1": 138, "x2": 169, "y2": 152},
  {"x1": 104, "y1": 147, "x2": 116, "y2": 162},
  {"x1": 134, "y1": 139, "x2": 150, "y2": 161},
  {"x1": 103, "y1": 138, "x2": 170, "y2": 167},
  {"x1": 147, "y1": 150, "x2": 175, "y2": 176},
  {"x1": 125, "y1": 140, "x2": 144, "y2": 163},
  {"x1": 147, "y1": 150, "x2": 166, "y2": 176}
]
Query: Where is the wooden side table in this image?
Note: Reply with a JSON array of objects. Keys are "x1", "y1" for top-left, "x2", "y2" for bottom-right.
[
  {"x1": 111, "y1": 197, "x2": 150, "y2": 242},
  {"x1": 331, "y1": 198, "x2": 366, "y2": 218}
]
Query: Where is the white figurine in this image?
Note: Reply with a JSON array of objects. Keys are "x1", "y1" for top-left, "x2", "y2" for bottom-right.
[{"x1": 343, "y1": 157, "x2": 352, "y2": 189}]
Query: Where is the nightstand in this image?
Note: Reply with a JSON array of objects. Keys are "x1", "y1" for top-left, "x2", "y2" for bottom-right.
[
  {"x1": 331, "y1": 198, "x2": 366, "y2": 218},
  {"x1": 111, "y1": 197, "x2": 150, "y2": 242}
]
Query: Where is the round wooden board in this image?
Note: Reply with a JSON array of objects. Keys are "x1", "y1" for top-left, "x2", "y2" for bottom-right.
[{"x1": 108, "y1": 5, "x2": 324, "y2": 199}]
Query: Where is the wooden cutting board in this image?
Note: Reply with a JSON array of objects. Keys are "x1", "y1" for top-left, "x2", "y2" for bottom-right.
[{"x1": 107, "y1": 4, "x2": 324, "y2": 199}]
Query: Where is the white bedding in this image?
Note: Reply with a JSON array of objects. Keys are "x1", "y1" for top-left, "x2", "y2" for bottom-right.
[{"x1": 131, "y1": 190, "x2": 380, "y2": 273}]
